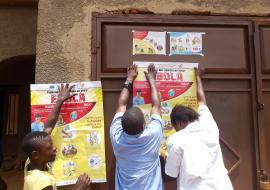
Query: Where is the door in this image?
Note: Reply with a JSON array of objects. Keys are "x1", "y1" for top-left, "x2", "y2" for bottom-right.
[
  {"x1": 254, "y1": 21, "x2": 270, "y2": 184},
  {"x1": 92, "y1": 14, "x2": 258, "y2": 190}
]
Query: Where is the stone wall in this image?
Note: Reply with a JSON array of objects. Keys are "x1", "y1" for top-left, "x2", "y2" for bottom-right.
[
  {"x1": 0, "y1": 5, "x2": 37, "y2": 64},
  {"x1": 36, "y1": 0, "x2": 270, "y2": 83}
]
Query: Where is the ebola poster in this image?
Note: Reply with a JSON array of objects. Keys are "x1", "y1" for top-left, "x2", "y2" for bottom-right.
[
  {"x1": 169, "y1": 32, "x2": 205, "y2": 56},
  {"x1": 133, "y1": 31, "x2": 166, "y2": 55},
  {"x1": 30, "y1": 81, "x2": 106, "y2": 186},
  {"x1": 133, "y1": 62, "x2": 198, "y2": 154}
]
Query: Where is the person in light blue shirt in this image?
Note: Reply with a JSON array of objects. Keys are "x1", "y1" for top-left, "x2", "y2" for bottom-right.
[
  {"x1": 133, "y1": 89, "x2": 145, "y2": 105},
  {"x1": 31, "y1": 114, "x2": 44, "y2": 132},
  {"x1": 110, "y1": 64, "x2": 164, "y2": 190}
]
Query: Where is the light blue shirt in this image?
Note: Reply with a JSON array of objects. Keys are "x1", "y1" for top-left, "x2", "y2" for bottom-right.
[
  {"x1": 110, "y1": 112, "x2": 164, "y2": 190},
  {"x1": 31, "y1": 122, "x2": 44, "y2": 132},
  {"x1": 133, "y1": 97, "x2": 145, "y2": 105}
]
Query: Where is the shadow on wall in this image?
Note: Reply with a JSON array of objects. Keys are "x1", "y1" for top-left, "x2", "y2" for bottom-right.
[{"x1": 0, "y1": 55, "x2": 36, "y2": 84}]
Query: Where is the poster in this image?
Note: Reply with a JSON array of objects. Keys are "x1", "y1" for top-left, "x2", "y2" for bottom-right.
[
  {"x1": 133, "y1": 62, "x2": 198, "y2": 154},
  {"x1": 30, "y1": 81, "x2": 106, "y2": 186},
  {"x1": 133, "y1": 31, "x2": 166, "y2": 55},
  {"x1": 169, "y1": 32, "x2": 205, "y2": 56}
]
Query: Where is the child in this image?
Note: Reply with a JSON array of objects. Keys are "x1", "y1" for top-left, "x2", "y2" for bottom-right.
[{"x1": 22, "y1": 84, "x2": 91, "y2": 190}]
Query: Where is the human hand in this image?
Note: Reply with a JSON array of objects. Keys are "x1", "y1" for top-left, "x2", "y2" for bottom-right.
[
  {"x1": 144, "y1": 64, "x2": 157, "y2": 82},
  {"x1": 74, "y1": 173, "x2": 91, "y2": 190},
  {"x1": 57, "y1": 83, "x2": 76, "y2": 103},
  {"x1": 127, "y1": 64, "x2": 138, "y2": 82},
  {"x1": 194, "y1": 65, "x2": 205, "y2": 77}
]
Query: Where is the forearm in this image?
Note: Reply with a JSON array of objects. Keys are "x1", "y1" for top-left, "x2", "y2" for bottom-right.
[
  {"x1": 149, "y1": 80, "x2": 161, "y2": 114},
  {"x1": 196, "y1": 74, "x2": 206, "y2": 105},
  {"x1": 44, "y1": 99, "x2": 64, "y2": 134},
  {"x1": 116, "y1": 87, "x2": 130, "y2": 113}
]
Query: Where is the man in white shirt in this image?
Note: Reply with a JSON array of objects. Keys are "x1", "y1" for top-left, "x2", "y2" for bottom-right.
[{"x1": 165, "y1": 68, "x2": 234, "y2": 190}]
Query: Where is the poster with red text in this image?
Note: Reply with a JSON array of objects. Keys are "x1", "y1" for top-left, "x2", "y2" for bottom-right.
[
  {"x1": 30, "y1": 81, "x2": 106, "y2": 186},
  {"x1": 133, "y1": 62, "x2": 198, "y2": 154}
]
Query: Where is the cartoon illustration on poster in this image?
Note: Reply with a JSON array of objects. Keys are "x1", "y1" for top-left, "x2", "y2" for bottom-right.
[
  {"x1": 169, "y1": 32, "x2": 205, "y2": 56},
  {"x1": 30, "y1": 81, "x2": 106, "y2": 186},
  {"x1": 133, "y1": 31, "x2": 166, "y2": 55},
  {"x1": 133, "y1": 62, "x2": 198, "y2": 155}
]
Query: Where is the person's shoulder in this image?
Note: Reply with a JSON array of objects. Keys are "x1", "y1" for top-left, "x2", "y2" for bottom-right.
[{"x1": 167, "y1": 132, "x2": 184, "y2": 148}]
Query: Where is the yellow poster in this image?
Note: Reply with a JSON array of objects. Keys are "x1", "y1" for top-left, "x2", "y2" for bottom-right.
[
  {"x1": 133, "y1": 31, "x2": 166, "y2": 55},
  {"x1": 30, "y1": 81, "x2": 106, "y2": 186},
  {"x1": 133, "y1": 62, "x2": 198, "y2": 154}
]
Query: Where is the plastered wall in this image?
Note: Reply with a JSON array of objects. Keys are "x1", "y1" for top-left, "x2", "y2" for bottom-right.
[
  {"x1": 0, "y1": 5, "x2": 37, "y2": 64},
  {"x1": 36, "y1": 0, "x2": 270, "y2": 83}
]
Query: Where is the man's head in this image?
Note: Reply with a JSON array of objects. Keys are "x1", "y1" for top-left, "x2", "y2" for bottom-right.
[
  {"x1": 136, "y1": 89, "x2": 142, "y2": 97},
  {"x1": 35, "y1": 114, "x2": 41, "y2": 122},
  {"x1": 122, "y1": 107, "x2": 145, "y2": 135},
  {"x1": 22, "y1": 132, "x2": 56, "y2": 164},
  {"x1": 170, "y1": 105, "x2": 199, "y2": 131}
]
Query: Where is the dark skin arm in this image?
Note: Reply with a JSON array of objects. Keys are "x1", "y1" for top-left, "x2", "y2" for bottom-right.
[
  {"x1": 144, "y1": 64, "x2": 161, "y2": 115},
  {"x1": 195, "y1": 67, "x2": 206, "y2": 106},
  {"x1": 44, "y1": 83, "x2": 76, "y2": 135},
  {"x1": 116, "y1": 64, "x2": 137, "y2": 113}
]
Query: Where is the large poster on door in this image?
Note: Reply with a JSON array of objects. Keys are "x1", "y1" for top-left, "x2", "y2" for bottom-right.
[
  {"x1": 133, "y1": 62, "x2": 198, "y2": 154},
  {"x1": 30, "y1": 81, "x2": 106, "y2": 186}
]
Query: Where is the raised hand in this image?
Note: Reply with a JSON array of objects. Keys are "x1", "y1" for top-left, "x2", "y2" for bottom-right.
[
  {"x1": 74, "y1": 173, "x2": 91, "y2": 190},
  {"x1": 57, "y1": 83, "x2": 76, "y2": 103},
  {"x1": 127, "y1": 64, "x2": 138, "y2": 82},
  {"x1": 144, "y1": 64, "x2": 157, "y2": 82}
]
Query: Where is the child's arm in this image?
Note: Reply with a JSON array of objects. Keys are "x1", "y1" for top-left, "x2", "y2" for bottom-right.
[{"x1": 44, "y1": 84, "x2": 76, "y2": 135}]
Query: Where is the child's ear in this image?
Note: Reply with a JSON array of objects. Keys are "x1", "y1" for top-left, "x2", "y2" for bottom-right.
[{"x1": 31, "y1": 150, "x2": 39, "y2": 160}]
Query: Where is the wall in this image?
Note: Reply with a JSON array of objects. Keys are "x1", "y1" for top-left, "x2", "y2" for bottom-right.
[
  {"x1": 36, "y1": 0, "x2": 270, "y2": 83},
  {"x1": 0, "y1": 4, "x2": 37, "y2": 64}
]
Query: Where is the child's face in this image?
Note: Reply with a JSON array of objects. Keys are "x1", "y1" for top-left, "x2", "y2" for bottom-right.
[{"x1": 38, "y1": 136, "x2": 57, "y2": 163}]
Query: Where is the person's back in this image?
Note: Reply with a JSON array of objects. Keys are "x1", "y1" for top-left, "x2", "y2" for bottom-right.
[
  {"x1": 110, "y1": 64, "x2": 164, "y2": 190},
  {"x1": 166, "y1": 105, "x2": 233, "y2": 190},
  {"x1": 165, "y1": 68, "x2": 233, "y2": 190},
  {"x1": 111, "y1": 111, "x2": 163, "y2": 190}
]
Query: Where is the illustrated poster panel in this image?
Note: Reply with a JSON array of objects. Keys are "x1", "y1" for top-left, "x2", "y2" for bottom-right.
[
  {"x1": 169, "y1": 32, "x2": 204, "y2": 56},
  {"x1": 133, "y1": 62, "x2": 198, "y2": 154},
  {"x1": 30, "y1": 81, "x2": 107, "y2": 186},
  {"x1": 133, "y1": 31, "x2": 166, "y2": 55}
]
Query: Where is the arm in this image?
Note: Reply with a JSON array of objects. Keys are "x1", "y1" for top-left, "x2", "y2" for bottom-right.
[
  {"x1": 44, "y1": 84, "x2": 76, "y2": 135},
  {"x1": 195, "y1": 67, "x2": 206, "y2": 106},
  {"x1": 116, "y1": 64, "x2": 137, "y2": 113},
  {"x1": 144, "y1": 64, "x2": 161, "y2": 115},
  {"x1": 73, "y1": 173, "x2": 91, "y2": 190}
]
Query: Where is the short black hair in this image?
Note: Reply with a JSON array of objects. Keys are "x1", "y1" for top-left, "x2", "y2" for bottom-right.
[
  {"x1": 22, "y1": 132, "x2": 49, "y2": 157},
  {"x1": 170, "y1": 105, "x2": 199, "y2": 126},
  {"x1": 122, "y1": 107, "x2": 145, "y2": 135}
]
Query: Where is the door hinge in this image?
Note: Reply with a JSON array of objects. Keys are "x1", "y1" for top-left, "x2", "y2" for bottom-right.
[{"x1": 257, "y1": 103, "x2": 265, "y2": 111}]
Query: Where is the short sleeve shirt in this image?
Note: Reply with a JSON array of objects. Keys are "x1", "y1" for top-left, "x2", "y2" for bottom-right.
[
  {"x1": 165, "y1": 105, "x2": 233, "y2": 190},
  {"x1": 23, "y1": 159, "x2": 56, "y2": 190},
  {"x1": 110, "y1": 112, "x2": 164, "y2": 190}
]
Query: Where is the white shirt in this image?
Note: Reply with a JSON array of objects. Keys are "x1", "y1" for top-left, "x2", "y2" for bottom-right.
[{"x1": 165, "y1": 105, "x2": 233, "y2": 190}]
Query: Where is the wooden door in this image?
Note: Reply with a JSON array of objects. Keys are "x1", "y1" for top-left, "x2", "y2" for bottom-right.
[
  {"x1": 254, "y1": 21, "x2": 270, "y2": 181},
  {"x1": 91, "y1": 14, "x2": 258, "y2": 190}
]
